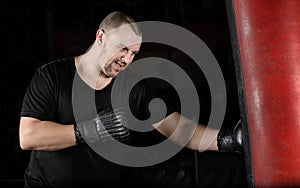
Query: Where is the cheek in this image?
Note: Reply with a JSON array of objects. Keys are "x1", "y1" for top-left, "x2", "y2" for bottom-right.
[
  {"x1": 112, "y1": 51, "x2": 124, "y2": 61},
  {"x1": 108, "y1": 45, "x2": 122, "y2": 56},
  {"x1": 130, "y1": 54, "x2": 136, "y2": 61},
  {"x1": 129, "y1": 56, "x2": 134, "y2": 63},
  {"x1": 104, "y1": 50, "x2": 119, "y2": 62},
  {"x1": 103, "y1": 45, "x2": 119, "y2": 58}
]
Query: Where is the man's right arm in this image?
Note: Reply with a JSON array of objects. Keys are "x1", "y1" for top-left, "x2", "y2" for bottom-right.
[
  {"x1": 19, "y1": 117, "x2": 77, "y2": 151},
  {"x1": 19, "y1": 108, "x2": 130, "y2": 151}
]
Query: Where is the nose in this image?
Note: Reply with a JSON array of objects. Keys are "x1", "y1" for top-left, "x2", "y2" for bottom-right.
[{"x1": 120, "y1": 52, "x2": 133, "y2": 64}]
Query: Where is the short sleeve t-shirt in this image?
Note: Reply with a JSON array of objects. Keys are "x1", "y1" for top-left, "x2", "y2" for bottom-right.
[{"x1": 20, "y1": 57, "x2": 176, "y2": 187}]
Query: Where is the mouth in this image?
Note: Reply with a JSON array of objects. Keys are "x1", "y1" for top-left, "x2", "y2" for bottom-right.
[{"x1": 112, "y1": 61, "x2": 126, "y2": 71}]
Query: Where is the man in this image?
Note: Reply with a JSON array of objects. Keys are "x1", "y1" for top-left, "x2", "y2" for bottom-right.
[{"x1": 19, "y1": 11, "x2": 242, "y2": 187}]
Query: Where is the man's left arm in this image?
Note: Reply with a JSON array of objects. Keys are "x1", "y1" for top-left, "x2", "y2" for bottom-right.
[{"x1": 153, "y1": 112, "x2": 243, "y2": 153}]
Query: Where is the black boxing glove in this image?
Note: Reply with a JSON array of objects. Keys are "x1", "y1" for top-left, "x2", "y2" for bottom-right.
[
  {"x1": 74, "y1": 108, "x2": 130, "y2": 144},
  {"x1": 217, "y1": 119, "x2": 243, "y2": 153}
]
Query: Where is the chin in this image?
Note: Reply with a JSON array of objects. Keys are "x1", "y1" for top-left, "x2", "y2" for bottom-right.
[
  {"x1": 108, "y1": 72, "x2": 119, "y2": 78},
  {"x1": 103, "y1": 69, "x2": 118, "y2": 78}
]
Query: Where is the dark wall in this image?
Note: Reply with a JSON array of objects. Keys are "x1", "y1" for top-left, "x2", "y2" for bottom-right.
[{"x1": 0, "y1": 0, "x2": 244, "y2": 187}]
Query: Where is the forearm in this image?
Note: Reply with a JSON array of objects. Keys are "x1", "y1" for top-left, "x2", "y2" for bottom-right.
[
  {"x1": 154, "y1": 112, "x2": 219, "y2": 151},
  {"x1": 186, "y1": 125, "x2": 219, "y2": 151},
  {"x1": 19, "y1": 117, "x2": 76, "y2": 151}
]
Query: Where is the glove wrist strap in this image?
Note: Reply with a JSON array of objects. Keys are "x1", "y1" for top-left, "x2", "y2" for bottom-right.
[{"x1": 74, "y1": 123, "x2": 85, "y2": 144}]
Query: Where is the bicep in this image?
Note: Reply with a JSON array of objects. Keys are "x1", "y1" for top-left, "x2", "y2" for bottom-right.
[
  {"x1": 21, "y1": 67, "x2": 57, "y2": 120},
  {"x1": 152, "y1": 111, "x2": 181, "y2": 137}
]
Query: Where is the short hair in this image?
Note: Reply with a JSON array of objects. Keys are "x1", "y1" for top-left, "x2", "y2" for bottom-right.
[{"x1": 98, "y1": 11, "x2": 141, "y2": 36}]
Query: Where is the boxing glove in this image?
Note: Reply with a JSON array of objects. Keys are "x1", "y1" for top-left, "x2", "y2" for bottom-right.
[
  {"x1": 74, "y1": 108, "x2": 130, "y2": 144},
  {"x1": 217, "y1": 119, "x2": 243, "y2": 153}
]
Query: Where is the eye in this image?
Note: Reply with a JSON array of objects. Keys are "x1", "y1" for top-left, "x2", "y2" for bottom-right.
[{"x1": 122, "y1": 47, "x2": 128, "y2": 51}]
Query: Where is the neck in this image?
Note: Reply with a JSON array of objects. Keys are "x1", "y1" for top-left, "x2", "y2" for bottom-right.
[{"x1": 75, "y1": 54, "x2": 113, "y2": 90}]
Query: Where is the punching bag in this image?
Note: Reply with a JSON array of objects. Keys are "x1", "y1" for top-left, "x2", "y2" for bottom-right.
[{"x1": 226, "y1": 0, "x2": 300, "y2": 187}]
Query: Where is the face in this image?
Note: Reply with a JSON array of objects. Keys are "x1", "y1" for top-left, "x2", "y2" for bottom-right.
[{"x1": 97, "y1": 26, "x2": 142, "y2": 78}]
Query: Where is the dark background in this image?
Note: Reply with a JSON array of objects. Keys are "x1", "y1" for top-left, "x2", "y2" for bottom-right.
[{"x1": 0, "y1": 0, "x2": 246, "y2": 187}]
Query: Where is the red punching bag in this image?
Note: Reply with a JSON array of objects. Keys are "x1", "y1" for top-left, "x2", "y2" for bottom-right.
[{"x1": 226, "y1": 0, "x2": 300, "y2": 187}]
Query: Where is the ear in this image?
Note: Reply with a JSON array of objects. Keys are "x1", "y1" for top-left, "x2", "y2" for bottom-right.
[{"x1": 96, "y1": 29, "x2": 105, "y2": 43}]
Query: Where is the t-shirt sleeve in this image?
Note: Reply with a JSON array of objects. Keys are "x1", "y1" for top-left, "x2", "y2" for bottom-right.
[{"x1": 20, "y1": 65, "x2": 57, "y2": 121}]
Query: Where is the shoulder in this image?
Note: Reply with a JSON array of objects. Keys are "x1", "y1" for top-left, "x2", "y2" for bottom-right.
[
  {"x1": 34, "y1": 57, "x2": 75, "y2": 79},
  {"x1": 38, "y1": 57, "x2": 75, "y2": 72}
]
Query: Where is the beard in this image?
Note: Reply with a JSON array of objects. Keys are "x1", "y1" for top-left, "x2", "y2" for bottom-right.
[{"x1": 103, "y1": 62, "x2": 119, "y2": 78}]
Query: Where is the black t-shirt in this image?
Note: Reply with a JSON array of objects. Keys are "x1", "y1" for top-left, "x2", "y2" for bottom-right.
[{"x1": 20, "y1": 57, "x2": 176, "y2": 187}]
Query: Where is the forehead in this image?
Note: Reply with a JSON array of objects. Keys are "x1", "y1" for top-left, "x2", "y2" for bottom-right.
[{"x1": 106, "y1": 25, "x2": 142, "y2": 47}]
